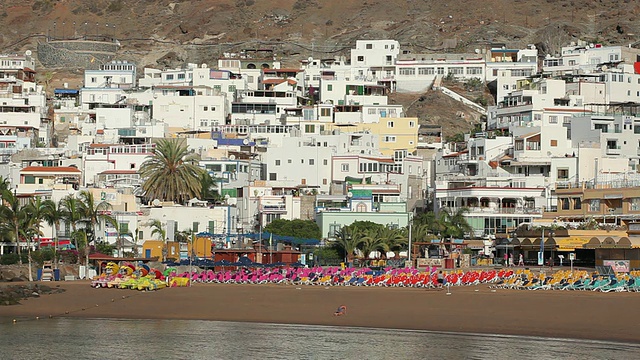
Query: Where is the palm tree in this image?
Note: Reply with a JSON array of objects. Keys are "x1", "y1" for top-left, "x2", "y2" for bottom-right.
[
  {"x1": 438, "y1": 207, "x2": 472, "y2": 241},
  {"x1": 139, "y1": 138, "x2": 205, "y2": 204},
  {"x1": 78, "y1": 190, "x2": 113, "y2": 266},
  {"x1": 24, "y1": 196, "x2": 50, "y2": 281},
  {"x1": 333, "y1": 226, "x2": 363, "y2": 265},
  {"x1": 0, "y1": 189, "x2": 26, "y2": 264},
  {"x1": 358, "y1": 231, "x2": 390, "y2": 260},
  {"x1": 60, "y1": 194, "x2": 85, "y2": 264},
  {"x1": 17, "y1": 210, "x2": 41, "y2": 282},
  {"x1": 147, "y1": 219, "x2": 167, "y2": 261},
  {"x1": 42, "y1": 199, "x2": 64, "y2": 269}
]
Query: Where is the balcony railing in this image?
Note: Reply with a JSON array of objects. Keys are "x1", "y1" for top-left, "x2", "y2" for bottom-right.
[
  {"x1": 260, "y1": 204, "x2": 287, "y2": 213},
  {"x1": 445, "y1": 206, "x2": 543, "y2": 215}
]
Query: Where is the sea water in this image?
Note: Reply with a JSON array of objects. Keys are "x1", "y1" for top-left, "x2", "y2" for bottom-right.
[{"x1": 0, "y1": 318, "x2": 639, "y2": 360}]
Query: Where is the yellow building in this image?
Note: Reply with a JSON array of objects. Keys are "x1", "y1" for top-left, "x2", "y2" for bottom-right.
[
  {"x1": 327, "y1": 117, "x2": 419, "y2": 156},
  {"x1": 188, "y1": 236, "x2": 213, "y2": 259},
  {"x1": 142, "y1": 240, "x2": 180, "y2": 260}
]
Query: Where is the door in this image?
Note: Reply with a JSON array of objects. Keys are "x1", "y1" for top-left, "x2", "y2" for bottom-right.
[{"x1": 145, "y1": 249, "x2": 151, "y2": 258}]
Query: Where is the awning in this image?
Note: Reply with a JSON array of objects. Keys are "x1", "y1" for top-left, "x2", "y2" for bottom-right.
[{"x1": 556, "y1": 237, "x2": 590, "y2": 251}]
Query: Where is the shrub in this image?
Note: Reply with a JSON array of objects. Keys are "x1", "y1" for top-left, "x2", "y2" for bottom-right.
[{"x1": 0, "y1": 253, "x2": 20, "y2": 265}]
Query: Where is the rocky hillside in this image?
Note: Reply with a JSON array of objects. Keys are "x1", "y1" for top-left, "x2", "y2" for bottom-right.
[{"x1": 3, "y1": 0, "x2": 640, "y2": 136}]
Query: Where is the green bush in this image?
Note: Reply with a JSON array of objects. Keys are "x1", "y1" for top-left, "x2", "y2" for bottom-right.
[
  {"x1": 0, "y1": 253, "x2": 20, "y2": 265},
  {"x1": 30, "y1": 249, "x2": 55, "y2": 266}
]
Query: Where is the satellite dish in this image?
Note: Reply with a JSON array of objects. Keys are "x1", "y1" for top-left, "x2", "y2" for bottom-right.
[
  {"x1": 25, "y1": 50, "x2": 32, "y2": 56},
  {"x1": 229, "y1": 154, "x2": 236, "y2": 160},
  {"x1": 474, "y1": 49, "x2": 480, "y2": 54},
  {"x1": 242, "y1": 138, "x2": 249, "y2": 145},
  {"x1": 224, "y1": 194, "x2": 230, "y2": 200},
  {"x1": 152, "y1": 199, "x2": 161, "y2": 207},
  {"x1": 347, "y1": 191, "x2": 353, "y2": 198},
  {"x1": 30, "y1": 161, "x2": 39, "y2": 166},
  {"x1": 601, "y1": 65, "x2": 608, "y2": 71}
]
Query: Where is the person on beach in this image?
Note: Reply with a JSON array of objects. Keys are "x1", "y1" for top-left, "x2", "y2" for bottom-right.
[
  {"x1": 518, "y1": 253, "x2": 524, "y2": 267},
  {"x1": 334, "y1": 305, "x2": 347, "y2": 316},
  {"x1": 504, "y1": 253, "x2": 508, "y2": 267},
  {"x1": 437, "y1": 271, "x2": 444, "y2": 288},
  {"x1": 509, "y1": 253, "x2": 514, "y2": 267}
]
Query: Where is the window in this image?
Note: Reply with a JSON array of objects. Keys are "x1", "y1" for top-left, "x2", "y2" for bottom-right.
[
  {"x1": 178, "y1": 73, "x2": 185, "y2": 79},
  {"x1": 341, "y1": 163, "x2": 349, "y2": 172},
  {"x1": 228, "y1": 85, "x2": 236, "y2": 92},
  {"x1": 534, "y1": 114, "x2": 542, "y2": 121},
  {"x1": 418, "y1": 67, "x2": 434, "y2": 75},
  {"x1": 119, "y1": 222, "x2": 129, "y2": 235},
  {"x1": 399, "y1": 68, "x2": 415, "y2": 76},
  {"x1": 309, "y1": 159, "x2": 315, "y2": 165},
  {"x1": 550, "y1": 139, "x2": 557, "y2": 147},
  {"x1": 387, "y1": 121, "x2": 394, "y2": 128},
  {"x1": 288, "y1": 159, "x2": 292, "y2": 164},
  {"x1": 320, "y1": 108, "x2": 331, "y2": 117},
  {"x1": 557, "y1": 168, "x2": 569, "y2": 180},
  {"x1": 304, "y1": 124, "x2": 315, "y2": 133},
  {"x1": 436, "y1": 67, "x2": 445, "y2": 75},
  {"x1": 549, "y1": 116, "x2": 558, "y2": 124},
  {"x1": 328, "y1": 224, "x2": 341, "y2": 237},
  {"x1": 366, "y1": 43, "x2": 373, "y2": 49},
  {"x1": 203, "y1": 106, "x2": 208, "y2": 111},
  {"x1": 589, "y1": 199, "x2": 600, "y2": 212},
  {"x1": 563, "y1": 116, "x2": 571, "y2": 124},
  {"x1": 91, "y1": 77, "x2": 97, "y2": 83},
  {"x1": 323, "y1": 159, "x2": 328, "y2": 165},
  {"x1": 560, "y1": 198, "x2": 570, "y2": 210},
  {"x1": 448, "y1": 67, "x2": 463, "y2": 75},
  {"x1": 357, "y1": 56, "x2": 364, "y2": 62},
  {"x1": 269, "y1": 173, "x2": 277, "y2": 180},
  {"x1": 327, "y1": 84, "x2": 333, "y2": 91},
  {"x1": 275, "y1": 160, "x2": 280, "y2": 166},
  {"x1": 466, "y1": 67, "x2": 482, "y2": 75},
  {"x1": 409, "y1": 121, "x2": 415, "y2": 127},
  {"x1": 199, "y1": 119, "x2": 208, "y2": 127},
  {"x1": 631, "y1": 198, "x2": 640, "y2": 211},
  {"x1": 166, "y1": 74, "x2": 174, "y2": 80},
  {"x1": 573, "y1": 198, "x2": 582, "y2": 210},
  {"x1": 383, "y1": 136, "x2": 396, "y2": 142}
]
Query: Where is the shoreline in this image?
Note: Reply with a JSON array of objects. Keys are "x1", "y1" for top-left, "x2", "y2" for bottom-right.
[{"x1": 1, "y1": 281, "x2": 639, "y2": 343}]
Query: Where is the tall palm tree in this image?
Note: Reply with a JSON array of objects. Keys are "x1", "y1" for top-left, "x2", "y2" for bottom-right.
[
  {"x1": 139, "y1": 138, "x2": 205, "y2": 204},
  {"x1": 78, "y1": 190, "x2": 113, "y2": 266},
  {"x1": 42, "y1": 199, "x2": 64, "y2": 269},
  {"x1": 24, "y1": 196, "x2": 50, "y2": 281},
  {"x1": 18, "y1": 209, "x2": 41, "y2": 282},
  {"x1": 0, "y1": 189, "x2": 26, "y2": 264},
  {"x1": 60, "y1": 194, "x2": 85, "y2": 264}
]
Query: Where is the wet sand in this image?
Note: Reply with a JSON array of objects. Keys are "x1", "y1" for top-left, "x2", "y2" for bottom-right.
[{"x1": 1, "y1": 281, "x2": 639, "y2": 343}]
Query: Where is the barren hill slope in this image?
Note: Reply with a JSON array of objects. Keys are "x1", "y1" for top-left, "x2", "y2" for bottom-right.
[{"x1": 4, "y1": 0, "x2": 639, "y2": 137}]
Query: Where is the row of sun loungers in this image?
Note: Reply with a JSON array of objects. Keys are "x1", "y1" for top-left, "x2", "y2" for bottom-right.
[
  {"x1": 163, "y1": 266, "x2": 640, "y2": 293},
  {"x1": 490, "y1": 269, "x2": 640, "y2": 292}
]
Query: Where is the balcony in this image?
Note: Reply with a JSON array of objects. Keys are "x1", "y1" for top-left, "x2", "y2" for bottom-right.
[
  {"x1": 260, "y1": 203, "x2": 287, "y2": 213},
  {"x1": 606, "y1": 146, "x2": 621, "y2": 155},
  {"x1": 446, "y1": 206, "x2": 543, "y2": 215},
  {"x1": 315, "y1": 206, "x2": 351, "y2": 214}
]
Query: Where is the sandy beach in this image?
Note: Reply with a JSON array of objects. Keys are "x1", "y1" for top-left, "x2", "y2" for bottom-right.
[{"x1": 1, "y1": 281, "x2": 639, "y2": 343}]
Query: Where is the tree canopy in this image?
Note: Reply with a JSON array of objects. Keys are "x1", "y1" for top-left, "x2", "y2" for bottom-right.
[
  {"x1": 139, "y1": 138, "x2": 205, "y2": 204},
  {"x1": 264, "y1": 219, "x2": 321, "y2": 240}
]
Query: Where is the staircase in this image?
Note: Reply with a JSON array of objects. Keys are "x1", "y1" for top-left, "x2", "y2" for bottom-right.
[{"x1": 41, "y1": 261, "x2": 53, "y2": 282}]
